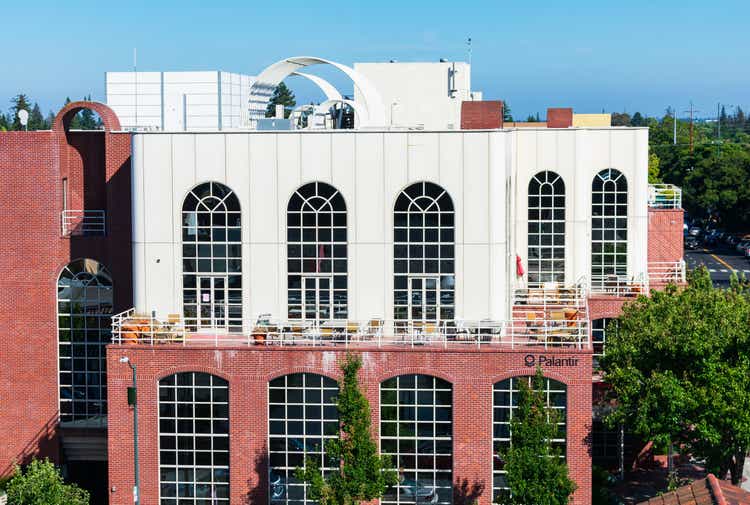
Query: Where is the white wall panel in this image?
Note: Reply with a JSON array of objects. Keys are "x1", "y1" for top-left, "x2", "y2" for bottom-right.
[
  {"x1": 143, "y1": 135, "x2": 173, "y2": 243},
  {"x1": 248, "y1": 135, "x2": 278, "y2": 244},
  {"x1": 462, "y1": 133, "x2": 489, "y2": 244},
  {"x1": 195, "y1": 134, "x2": 226, "y2": 183},
  {"x1": 300, "y1": 133, "x2": 331, "y2": 183}
]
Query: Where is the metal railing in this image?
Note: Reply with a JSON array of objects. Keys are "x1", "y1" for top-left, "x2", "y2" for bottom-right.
[
  {"x1": 648, "y1": 260, "x2": 686, "y2": 285},
  {"x1": 512, "y1": 281, "x2": 588, "y2": 309},
  {"x1": 61, "y1": 210, "x2": 106, "y2": 236},
  {"x1": 111, "y1": 309, "x2": 590, "y2": 350},
  {"x1": 648, "y1": 184, "x2": 682, "y2": 209},
  {"x1": 588, "y1": 274, "x2": 648, "y2": 297}
]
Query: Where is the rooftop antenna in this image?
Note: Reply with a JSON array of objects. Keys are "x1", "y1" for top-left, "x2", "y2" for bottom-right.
[
  {"x1": 133, "y1": 47, "x2": 138, "y2": 130},
  {"x1": 467, "y1": 37, "x2": 472, "y2": 67}
]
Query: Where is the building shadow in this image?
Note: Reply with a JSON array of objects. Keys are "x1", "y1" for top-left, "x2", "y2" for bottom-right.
[
  {"x1": 2, "y1": 413, "x2": 59, "y2": 476},
  {"x1": 453, "y1": 477, "x2": 485, "y2": 505},
  {"x1": 245, "y1": 448, "x2": 269, "y2": 504}
]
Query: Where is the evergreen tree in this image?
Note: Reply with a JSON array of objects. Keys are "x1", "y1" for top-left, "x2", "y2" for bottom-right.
[
  {"x1": 29, "y1": 103, "x2": 46, "y2": 130},
  {"x1": 499, "y1": 368, "x2": 576, "y2": 505},
  {"x1": 631, "y1": 111, "x2": 645, "y2": 126},
  {"x1": 503, "y1": 101, "x2": 513, "y2": 122},
  {"x1": 10, "y1": 94, "x2": 32, "y2": 130},
  {"x1": 64, "y1": 97, "x2": 82, "y2": 129},
  {"x1": 296, "y1": 353, "x2": 397, "y2": 504},
  {"x1": 265, "y1": 82, "x2": 296, "y2": 118},
  {"x1": 0, "y1": 112, "x2": 9, "y2": 131},
  {"x1": 611, "y1": 112, "x2": 631, "y2": 126}
]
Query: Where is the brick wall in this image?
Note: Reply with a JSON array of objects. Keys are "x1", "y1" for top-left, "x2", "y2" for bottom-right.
[
  {"x1": 460, "y1": 101, "x2": 504, "y2": 130},
  {"x1": 546, "y1": 108, "x2": 573, "y2": 128},
  {"x1": 106, "y1": 346, "x2": 592, "y2": 505},
  {"x1": 647, "y1": 208, "x2": 684, "y2": 264},
  {"x1": 0, "y1": 102, "x2": 131, "y2": 475}
]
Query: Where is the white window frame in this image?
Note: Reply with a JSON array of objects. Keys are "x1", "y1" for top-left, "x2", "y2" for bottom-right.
[
  {"x1": 591, "y1": 169, "x2": 628, "y2": 288},
  {"x1": 527, "y1": 171, "x2": 566, "y2": 286}
]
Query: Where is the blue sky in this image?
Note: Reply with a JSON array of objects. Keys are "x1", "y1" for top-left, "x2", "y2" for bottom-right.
[{"x1": 1, "y1": 0, "x2": 747, "y2": 120}]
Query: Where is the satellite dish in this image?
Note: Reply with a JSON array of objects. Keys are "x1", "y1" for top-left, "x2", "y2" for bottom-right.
[{"x1": 17, "y1": 109, "x2": 29, "y2": 126}]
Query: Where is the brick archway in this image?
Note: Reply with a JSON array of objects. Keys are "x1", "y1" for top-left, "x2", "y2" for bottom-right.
[{"x1": 53, "y1": 100, "x2": 121, "y2": 133}]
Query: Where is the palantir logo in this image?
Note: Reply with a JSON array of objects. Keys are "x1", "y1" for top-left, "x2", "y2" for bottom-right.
[{"x1": 524, "y1": 354, "x2": 535, "y2": 367}]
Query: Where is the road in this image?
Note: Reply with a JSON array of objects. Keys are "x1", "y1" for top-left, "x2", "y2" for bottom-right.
[{"x1": 684, "y1": 243, "x2": 750, "y2": 287}]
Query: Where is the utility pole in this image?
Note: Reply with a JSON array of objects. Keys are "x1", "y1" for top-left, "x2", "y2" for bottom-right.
[
  {"x1": 717, "y1": 103, "x2": 721, "y2": 156},
  {"x1": 684, "y1": 102, "x2": 698, "y2": 154},
  {"x1": 672, "y1": 106, "x2": 677, "y2": 145}
]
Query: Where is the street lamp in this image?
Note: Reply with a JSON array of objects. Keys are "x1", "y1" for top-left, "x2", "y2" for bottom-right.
[{"x1": 120, "y1": 356, "x2": 139, "y2": 505}]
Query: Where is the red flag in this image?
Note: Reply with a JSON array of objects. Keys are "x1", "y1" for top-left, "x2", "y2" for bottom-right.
[{"x1": 516, "y1": 255, "x2": 525, "y2": 277}]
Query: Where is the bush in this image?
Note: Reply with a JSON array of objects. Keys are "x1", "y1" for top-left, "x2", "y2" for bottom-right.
[{"x1": 5, "y1": 459, "x2": 89, "y2": 505}]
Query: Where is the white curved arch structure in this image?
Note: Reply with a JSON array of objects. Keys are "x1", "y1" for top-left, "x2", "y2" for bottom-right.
[
  {"x1": 249, "y1": 56, "x2": 386, "y2": 128},
  {"x1": 290, "y1": 72, "x2": 342, "y2": 102}
]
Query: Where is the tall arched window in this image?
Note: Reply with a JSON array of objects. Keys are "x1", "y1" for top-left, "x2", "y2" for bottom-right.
[
  {"x1": 591, "y1": 169, "x2": 628, "y2": 288},
  {"x1": 269, "y1": 373, "x2": 339, "y2": 505},
  {"x1": 287, "y1": 182, "x2": 347, "y2": 322},
  {"x1": 394, "y1": 182, "x2": 455, "y2": 324},
  {"x1": 528, "y1": 171, "x2": 565, "y2": 285},
  {"x1": 492, "y1": 376, "x2": 567, "y2": 502},
  {"x1": 57, "y1": 259, "x2": 113, "y2": 423},
  {"x1": 158, "y1": 372, "x2": 229, "y2": 504},
  {"x1": 182, "y1": 182, "x2": 242, "y2": 332},
  {"x1": 380, "y1": 374, "x2": 453, "y2": 505}
]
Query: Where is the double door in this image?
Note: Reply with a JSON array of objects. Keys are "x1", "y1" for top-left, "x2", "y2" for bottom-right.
[
  {"x1": 302, "y1": 276, "x2": 334, "y2": 322},
  {"x1": 197, "y1": 275, "x2": 229, "y2": 330},
  {"x1": 408, "y1": 276, "x2": 441, "y2": 323}
]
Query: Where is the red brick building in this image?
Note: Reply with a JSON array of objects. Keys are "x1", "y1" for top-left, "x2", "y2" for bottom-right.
[{"x1": 0, "y1": 101, "x2": 684, "y2": 505}]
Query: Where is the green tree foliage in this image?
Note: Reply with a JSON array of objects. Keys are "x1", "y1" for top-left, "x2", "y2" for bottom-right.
[
  {"x1": 296, "y1": 354, "x2": 397, "y2": 505},
  {"x1": 601, "y1": 267, "x2": 750, "y2": 484},
  {"x1": 6, "y1": 458, "x2": 90, "y2": 505},
  {"x1": 611, "y1": 112, "x2": 631, "y2": 126},
  {"x1": 10, "y1": 94, "x2": 32, "y2": 130},
  {"x1": 503, "y1": 101, "x2": 513, "y2": 122},
  {"x1": 265, "y1": 82, "x2": 296, "y2": 118},
  {"x1": 648, "y1": 152, "x2": 661, "y2": 183},
  {"x1": 499, "y1": 368, "x2": 577, "y2": 505}
]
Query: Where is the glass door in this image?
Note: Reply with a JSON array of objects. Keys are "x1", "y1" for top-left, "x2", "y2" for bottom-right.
[
  {"x1": 197, "y1": 275, "x2": 228, "y2": 330},
  {"x1": 302, "y1": 276, "x2": 334, "y2": 322},
  {"x1": 408, "y1": 276, "x2": 440, "y2": 323}
]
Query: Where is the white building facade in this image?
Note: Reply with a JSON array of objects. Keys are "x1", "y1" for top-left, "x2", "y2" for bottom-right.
[
  {"x1": 106, "y1": 71, "x2": 255, "y2": 131},
  {"x1": 130, "y1": 126, "x2": 649, "y2": 329}
]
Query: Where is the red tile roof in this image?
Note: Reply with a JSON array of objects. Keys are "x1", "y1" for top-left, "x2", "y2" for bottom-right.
[{"x1": 638, "y1": 475, "x2": 750, "y2": 505}]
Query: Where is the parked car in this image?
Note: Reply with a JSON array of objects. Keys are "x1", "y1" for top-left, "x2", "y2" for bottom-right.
[
  {"x1": 688, "y1": 226, "x2": 702, "y2": 237},
  {"x1": 685, "y1": 236, "x2": 700, "y2": 250},
  {"x1": 736, "y1": 239, "x2": 750, "y2": 253}
]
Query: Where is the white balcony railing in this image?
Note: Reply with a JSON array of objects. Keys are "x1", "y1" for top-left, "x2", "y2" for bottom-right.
[
  {"x1": 648, "y1": 184, "x2": 682, "y2": 209},
  {"x1": 111, "y1": 309, "x2": 589, "y2": 350},
  {"x1": 648, "y1": 260, "x2": 686, "y2": 285},
  {"x1": 589, "y1": 274, "x2": 648, "y2": 297},
  {"x1": 61, "y1": 210, "x2": 106, "y2": 236}
]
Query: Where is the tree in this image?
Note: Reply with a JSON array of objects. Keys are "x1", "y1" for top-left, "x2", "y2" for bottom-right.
[
  {"x1": 6, "y1": 458, "x2": 89, "y2": 505},
  {"x1": 631, "y1": 112, "x2": 645, "y2": 127},
  {"x1": 64, "y1": 97, "x2": 81, "y2": 130},
  {"x1": 265, "y1": 82, "x2": 296, "y2": 118},
  {"x1": 10, "y1": 94, "x2": 32, "y2": 130},
  {"x1": 648, "y1": 152, "x2": 661, "y2": 183},
  {"x1": 610, "y1": 112, "x2": 631, "y2": 126},
  {"x1": 28, "y1": 103, "x2": 47, "y2": 130},
  {"x1": 601, "y1": 268, "x2": 750, "y2": 485},
  {"x1": 499, "y1": 368, "x2": 577, "y2": 505},
  {"x1": 296, "y1": 353, "x2": 397, "y2": 504},
  {"x1": 503, "y1": 101, "x2": 513, "y2": 122}
]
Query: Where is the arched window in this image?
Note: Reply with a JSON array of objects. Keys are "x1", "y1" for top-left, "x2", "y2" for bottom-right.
[
  {"x1": 394, "y1": 182, "x2": 455, "y2": 324},
  {"x1": 158, "y1": 372, "x2": 229, "y2": 504},
  {"x1": 591, "y1": 169, "x2": 628, "y2": 288},
  {"x1": 380, "y1": 374, "x2": 452, "y2": 505},
  {"x1": 287, "y1": 182, "x2": 347, "y2": 322},
  {"x1": 492, "y1": 376, "x2": 567, "y2": 501},
  {"x1": 57, "y1": 259, "x2": 112, "y2": 423},
  {"x1": 269, "y1": 373, "x2": 339, "y2": 505},
  {"x1": 527, "y1": 171, "x2": 565, "y2": 285},
  {"x1": 182, "y1": 182, "x2": 242, "y2": 332}
]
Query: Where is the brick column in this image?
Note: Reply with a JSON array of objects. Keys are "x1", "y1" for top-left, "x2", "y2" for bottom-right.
[
  {"x1": 452, "y1": 379, "x2": 494, "y2": 504},
  {"x1": 567, "y1": 378, "x2": 593, "y2": 505}
]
